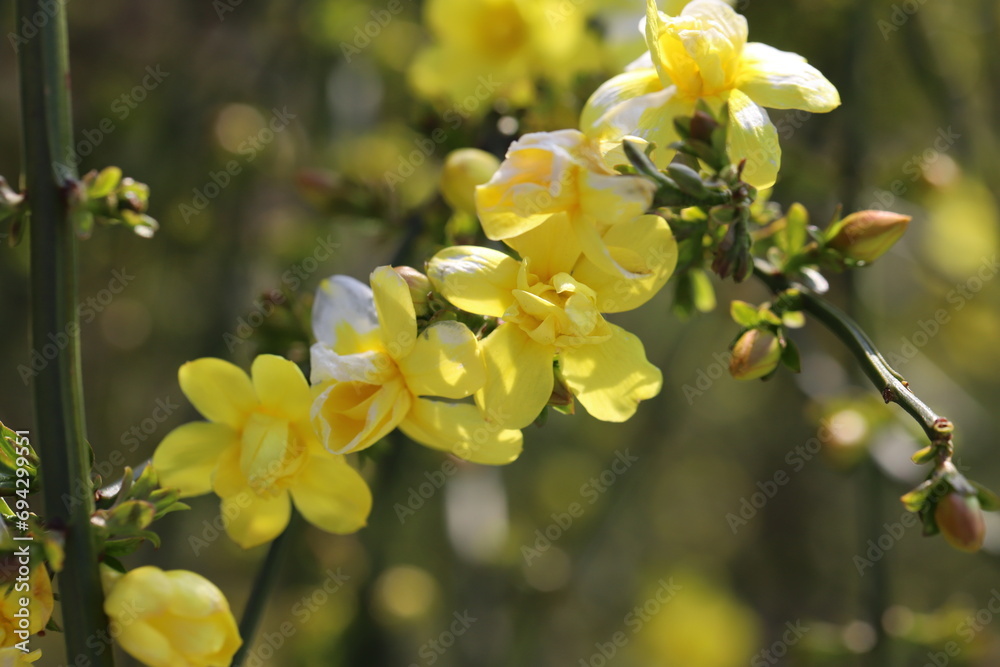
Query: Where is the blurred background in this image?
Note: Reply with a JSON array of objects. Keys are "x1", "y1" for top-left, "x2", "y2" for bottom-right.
[{"x1": 2, "y1": 0, "x2": 1000, "y2": 665}]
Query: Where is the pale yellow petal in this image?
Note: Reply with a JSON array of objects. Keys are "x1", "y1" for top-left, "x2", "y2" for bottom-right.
[
  {"x1": 178, "y1": 358, "x2": 256, "y2": 430},
  {"x1": 312, "y1": 275, "x2": 378, "y2": 350},
  {"x1": 250, "y1": 354, "x2": 311, "y2": 422},
  {"x1": 727, "y1": 88, "x2": 780, "y2": 189},
  {"x1": 644, "y1": 0, "x2": 672, "y2": 84},
  {"x1": 212, "y1": 444, "x2": 244, "y2": 499},
  {"x1": 371, "y1": 266, "x2": 417, "y2": 360},
  {"x1": 427, "y1": 246, "x2": 519, "y2": 318},
  {"x1": 312, "y1": 377, "x2": 411, "y2": 454},
  {"x1": 586, "y1": 85, "x2": 693, "y2": 168},
  {"x1": 559, "y1": 324, "x2": 662, "y2": 422},
  {"x1": 737, "y1": 43, "x2": 840, "y2": 112},
  {"x1": 572, "y1": 214, "x2": 678, "y2": 312},
  {"x1": 221, "y1": 489, "x2": 291, "y2": 549},
  {"x1": 113, "y1": 620, "x2": 178, "y2": 667},
  {"x1": 400, "y1": 398, "x2": 523, "y2": 465},
  {"x1": 477, "y1": 323, "x2": 554, "y2": 430},
  {"x1": 581, "y1": 67, "x2": 664, "y2": 139},
  {"x1": 153, "y1": 422, "x2": 237, "y2": 497},
  {"x1": 579, "y1": 169, "x2": 655, "y2": 228},
  {"x1": 290, "y1": 454, "x2": 372, "y2": 534},
  {"x1": 506, "y1": 212, "x2": 582, "y2": 280},
  {"x1": 398, "y1": 321, "x2": 486, "y2": 399}
]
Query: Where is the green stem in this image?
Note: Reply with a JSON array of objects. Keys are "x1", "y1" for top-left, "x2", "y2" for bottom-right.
[
  {"x1": 230, "y1": 510, "x2": 303, "y2": 667},
  {"x1": 17, "y1": 0, "x2": 114, "y2": 664},
  {"x1": 754, "y1": 267, "x2": 950, "y2": 446}
]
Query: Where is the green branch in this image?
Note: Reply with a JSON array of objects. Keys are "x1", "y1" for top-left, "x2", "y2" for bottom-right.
[
  {"x1": 17, "y1": 0, "x2": 114, "y2": 664},
  {"x1": 754, "y1": 265, "x2": 953, "y2": 450}
]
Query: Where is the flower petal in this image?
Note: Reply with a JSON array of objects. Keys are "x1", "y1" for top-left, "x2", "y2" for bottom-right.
[
  {"x1": 371, "y1": 266, "x2": 417, "y2": 360},
  {"x1": 397, "y1": 321, "x2": 486, "y2": 399},
  {"x1": 559, "y1": 324, "x2": 662, "y2": 422},
  {"x1": 310, "y1": 345, "x2": 396, "y2": 385},
  {"x1": 400, "y1": 398, "x2": 523, "y2": 465},
  {"x1": 427, "y1": 246, "x2": 519, "y2": 318},
  {"x1": 178, "y1": 358, "x2": 256, "y2": 430},
  {"x1": 505, "y1": 212, "x2": 583, "y2": 279},
  {"x1": 153, "y1": 422, "x2": 237, "y2": 497},
  {"x1": 312, "y1": 377, "x2": 411, "y2": 454},
  {"x1": 572, "y1": 214, "x2": 678, "y2": 312},
  {"x1": 581, "y1": 67, "x2": 664, "y2": 139},
  {"x1": 726, "y1": 88, "x2": 780, "y2": 189},
  {"x1": 312, "y1": 275, "x2": 378, "y2": 351},
  {"x1": 585, "y1": 85, "x2": 693, "y2": 169},
  {"x1": 211, "y1": 444, "x2": 244, "y2": 498},
  {"x1": 477, "y1": 323, "x2": 554, "y2": 430},
  {"x1": 112, "y1": 620, "x2": 178, "y2": 667},
  {"x1": 737, "y1": 42, "x2": 840, "y2": 112},
  {"x1": 290, "y1": 454, "x2": 372, "y2": 534},
  {"x1": 250, "y1": 354, "x2": 311, "y2": 422},
  {"x1": 221, "y1": 489, "x2": 291, "y2": 549}
]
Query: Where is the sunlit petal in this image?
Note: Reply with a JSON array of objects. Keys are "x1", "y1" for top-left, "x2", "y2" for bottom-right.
[
  {"x1": 178, "y1": 358, "x2": 256, "y2": 430},
  {"x1": 371, "y1": 266, "x2": 417, "y2": 360},
  {"x1": 400, "y1": 398, "x2": 523, "y2": 465},
  {"x1": 250, "y1": 354, "x2": 312, "y2": 422},
  {"x1": 290, "y1": 454, "x2": 372, "y2": 534},
  {"x1": 477, "y1": 323, "x2": 554, "y2": 430},
  {"x1": 398, "y1": 321, "x2": 486, "y2": 399},
  {"x1": 427, "y1": 246, "x2": 519, "y2": 318},
  {"x1": 153, "y1": 422, "x2": 236, "y2": 497},
  {"x1": 737, "y1": 43, "x2": 840, "y2": 112},
  {"x1": 727, "y1": 88, "x2": 780, "y2": 188}
]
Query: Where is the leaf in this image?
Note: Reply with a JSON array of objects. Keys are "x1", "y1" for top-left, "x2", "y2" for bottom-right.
[
  {"x1": 972, "y1": 481, "x2": 1000, "y2": 512},
  {"x1": 798, "y1": 267, "x2": 829, "y2": 294},
  {"x1": 689, "y1": 269, "x2": 716, "y2": 313},
  {"x1": 780, "y1": 339, "x2": 801, "y2": 373},
  {"x1": 89, "y1": 166, "x2": 122, "y2": 199},
  {"x1": 900, "y1": 479, "x2": 935, "y2": 512},
  {"x1": 777, "y1": 202, "x2": 809, "y2": 256},
  {"x1": 910, "y1": 446, "x2": 936, "y2": 465},
  {"x1": 730, "y1": 300, "x2": 760, "y2": 328}
]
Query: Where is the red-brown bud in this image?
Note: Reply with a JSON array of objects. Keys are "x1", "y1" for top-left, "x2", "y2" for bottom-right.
[
  {"x1": 935, "y1": 492, "x2": 986, "y2": 553},
  {"x1": 729, "y1": 330, "x2": 782, "y2": 381},
  {"x1": 826, "y1": 210, "x2": 910, "y2": 263}
]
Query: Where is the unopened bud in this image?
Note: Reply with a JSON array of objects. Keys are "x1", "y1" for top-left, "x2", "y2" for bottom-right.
[
  {"x1": 393, "y1": 266, "x2": 432, "y2": 317},
  {"x1": 934, "y1": 492, "x2": 986, "y2": 553},
  {"x1": 729, "y1": 329, "x2": 782, "y2": 381},
  {"x1": 441, "y1": 149, "x2": 500, "y2": 216},
  {"x1": 826, "y1": 210, "x2": 910, "y2": 263}
]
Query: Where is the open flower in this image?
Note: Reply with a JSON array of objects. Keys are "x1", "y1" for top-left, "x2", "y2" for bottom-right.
[
  {"x1": 428, "y1": 239, "x2": 669, "y2": 429},
  {"x1": 153, "y1": 355, "x2": 372, "y2": 548},
  {"x1": 475, "y1": 129, "x2": 665, "y2": 280},
  {"x1": 310, "y1": 267, "x2": 523, "y2": 465},
  {"x1": 102, "y1": 565, "x2": 241, "y2": 667},
  {"x1": 0, "y1": 563, "x2": 52, "y2": 647},
  {"x1": 581, "y1": 0, "x2": 840, "y2": 188}
]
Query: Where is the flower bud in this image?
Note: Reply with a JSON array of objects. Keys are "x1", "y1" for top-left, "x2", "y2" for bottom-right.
[
  {"x1": 103, "y1": 565, "x2": 242, "y2": 667},
  {"x1": 393, "y1": 266, "x2": 433, "y2": 317},
  {"x1": 826, "y1": 210, "x2": 910, "y2": 263},
  {"x1": 440, "y1": 148, "x2": 500, "y2": 215},
  {"x1": 934, "y1": 492, "x2": 986, "y2": 553},
  {"x1": 729, "y1": 330, "x2": 782, "y2": 381}
]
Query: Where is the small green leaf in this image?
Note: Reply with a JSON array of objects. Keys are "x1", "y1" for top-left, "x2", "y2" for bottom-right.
[
  {"x1": 689, "y1": 269, "x2": 716, "y2": 313},
  {"x1": 89, "y1": 166, "x2": 122, "y2": 199},
  {"x1": 972, "y1": 481, "x2": 1000, "y2": 512},
  {"x1": 780, "y1": 339, "x2": 801, "y2": 373},
  {"x1": 911, "y1": 446, "x2": 936, "y2": 465},
  {"x1": 901, "y1": 479, "x2": 935, "y2": 512},
  {"x1": 730, "y1": 300, "x2": 760, "y2": 328}
]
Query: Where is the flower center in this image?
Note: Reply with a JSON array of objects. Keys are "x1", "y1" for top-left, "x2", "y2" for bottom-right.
[
  {"x1": 658, "y1": 15, "x2": 742, "y2": 100},
  {"x1": 475, "y1": 1, "x2": 529, "y2": 59},
  {"x1": 503, "y1": 265, "x2": 612, "y2": 348},
  {"x1": 240, "y1": 411, "x2": 308, "y2": 497}
]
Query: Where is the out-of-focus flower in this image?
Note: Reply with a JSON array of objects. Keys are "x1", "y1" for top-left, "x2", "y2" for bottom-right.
[
  {"x1": 935, "y1": 492, "x2": 986, "y2": 553},
  {"x1": 310, "y1": 267, "x2": 523, "y2": 464},
  {"x1": 428, "y1": 242, "x2": 668, "y2": 429},
  {"x1": 582, "y1": 0, "x2": 840, "y2": 188},
  {"x1": 153, "y1": 355, "x2": 372, "y2": 548},
  {"x1": 102, "y1": 565, "x2": 241, "y2": 667},
  {"x1": 409, "y1": 0, "x2": 601, "y2": 111},
  {"x1": 0, "y1": 564, "x2": 52, "y2": 647},
  {"x1": 728, "y1": 329, "x2": 781, "y2": 380},
  {"x1": 826, "y1": 210, "x2": 910, "y2": 263},
  {"x1": 0, "y1": 647, "x2": 41, "y2": 666},
  {"x1": 441, "y1": 149, "x2": 500, "y2": 216},
  {"x1": 476, "y1": 129, "x2": 666, "y2": 281}
]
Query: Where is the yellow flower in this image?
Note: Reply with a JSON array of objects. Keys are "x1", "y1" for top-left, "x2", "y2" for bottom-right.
[
  {"x1": 153, "y1": 355, "x2": 372, "y2": 549},
  {"x1": 102, "y1": 565, "x2": 241, "y2": 667},
  {"x1": 409, "y1": 0, "x2": 601, "y2": 111},
  {"x1": 310, "y1": 267, "x2": 523, "y2": 464},
  {"x1": 581, "y1": 0, "x2": 840, "y2": 188},
  {"x1": 0, "y1": 648, "x2": 41, "y2": 666},
  {"x1": 476, "y1": 129, "x2": 671, "y2": 282},
  {"x1": 0, "y1": 563, "x2": 52, "y2": 647},
  {"x1": 428, "y1": 241, "x2": 667, "y2": 429}
]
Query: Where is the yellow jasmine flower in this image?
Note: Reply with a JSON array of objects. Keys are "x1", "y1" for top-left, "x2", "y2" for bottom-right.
[
  {"x1": 581, "y1": 0, "x2": 840, "y2": 188},
  {"x1": 428, "y1": 240, "x2": 669, "y2": 429},
  {"x1": 476, "y1": 129, "x2": 672, "y2": 282},
  {"x1": 310, "y1": 267, "x2": 523, "y2": 465},
  {"x1": 0, "y1": 648, "x2": 41, "y2": 666},
  {"x1": 153, "y1": 355, "x2": 372, "y2": 549},
  {"x1": 409, "y1": 0, "x2": 601, "y2": 111},
  {"x1": 102, "y1": 565, "x2": 241, "y2": 667},
  {"x1": 0, "y1": 565, "x2": 52, "y2": 647}
]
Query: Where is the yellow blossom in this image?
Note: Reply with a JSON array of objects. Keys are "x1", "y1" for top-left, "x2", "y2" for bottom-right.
[
  {"x1": 428, "y1": 238, "x2": 670, "y2": 429},
  {"x1": 581, "y1": 0, "x2": 840, "y2": 188},
  {"x1": 0, "y1": 564, "x2": 52, "y2": 647},
  {"x1": 310, "y1": 267, "x2": 523, "y2": 464},
  {"x1": 476, "y1": 129, "x2": 672, "y2": 282},
  {"x1": 0, "y1": 648, "x2": 41, "y2": 666},
  {"x1": 153, "y1": 355, "x2": 372, "y2": 549},
  {"x1": 409, "y1": 0, "x2": 601, "y2": 111},
  {"x1": 102, "y1": 565, "x2": 241, "y2": 667}
]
